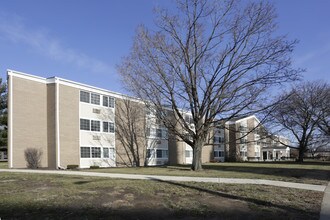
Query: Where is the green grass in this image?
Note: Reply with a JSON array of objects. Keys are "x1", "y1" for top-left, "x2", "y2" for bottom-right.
[
  {"x1": 0, "y1": 172, "x2": 323, "y2": 219},
  {"x1": 87, "y1": 161, "x2": 330, "y2": 185},
  {"x1": 0, "y1": 162, "x2": 8, "y2": 169}
]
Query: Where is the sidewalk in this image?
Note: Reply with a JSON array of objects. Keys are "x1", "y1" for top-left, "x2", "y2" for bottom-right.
[
  {"x1": 320, "y1": 182, "x2": 330, "y2": 220},
  {"x1": 0, "y1": 168, "x2": 326, "y2": 192}
]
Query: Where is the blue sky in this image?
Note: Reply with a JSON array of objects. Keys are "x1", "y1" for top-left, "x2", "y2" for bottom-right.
[{"x1": 0, "y1": 0, "x2": 329, "y2": 93}]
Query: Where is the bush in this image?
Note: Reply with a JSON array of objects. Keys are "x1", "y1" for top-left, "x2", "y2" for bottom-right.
[
  {"x1": 24, "y1": 148, "x2": 43, "y2": 169},
  {"x1": 67, "y1": 164, "x2": 79, "y2": 169},
  {"x1": 90, "y1": 165, "x2": 100, "y2": 169}
]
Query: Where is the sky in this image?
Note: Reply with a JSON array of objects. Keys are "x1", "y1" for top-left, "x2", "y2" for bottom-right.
[{"x1": 0, "y1": 0, "x2": 329, "y2": 94}]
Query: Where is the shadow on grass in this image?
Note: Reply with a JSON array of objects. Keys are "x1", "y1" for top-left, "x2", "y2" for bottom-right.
[
  {"x1": 202, "y1": 164, "x2": 330, "y2": 182},
  {"x1": 165, "y1": 162, "x2": 330, "y2": 182},
  {"x1": 149, "y1": 177, "x2": 318, "y2": 219}
]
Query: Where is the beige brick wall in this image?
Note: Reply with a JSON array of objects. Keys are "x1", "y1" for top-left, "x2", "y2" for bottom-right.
[
  {"x1": 47, "y1": 84, "x2": 56, "y2": 168},
  {"x1": 58, "y1": 84, "x2": 80, "y2": 167},
  {"x1": 10, "y1": 76, "x2": 49, "y2": 168}
]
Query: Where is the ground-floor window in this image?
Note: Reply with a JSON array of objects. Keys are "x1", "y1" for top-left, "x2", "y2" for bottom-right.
[
  {"x1": 240, "y1": 151, "x2": 247, "y2": 157},
  {"x1": 81, "y1": 147, "x2": 91, "y2": 158},
  {"x1": 185, "y1": 150, "x2": 192, "y2": 158},
  {"x1": 156, "y1": 149, "x2": 168, "y2": 158},
  {"x1": 80, "y1": 146, "x2": 114, "y2": 159},
  {"x1": 214, "y1": 150, "x2": 224, "y2": 157}
]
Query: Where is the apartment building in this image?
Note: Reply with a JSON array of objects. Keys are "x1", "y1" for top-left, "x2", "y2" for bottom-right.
[{"x1": 7, "y1": 70, "x2": 289, "y2": 169}]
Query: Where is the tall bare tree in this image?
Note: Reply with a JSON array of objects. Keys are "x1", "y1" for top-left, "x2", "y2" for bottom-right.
[
  {"x1": 118, "y1": 0, "x2": 299, "y2": 170},
  {"x1": 269, "y1": 81, "x2": 330, "y2": 162}
]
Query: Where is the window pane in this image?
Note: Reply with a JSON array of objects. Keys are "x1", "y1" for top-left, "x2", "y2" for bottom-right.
[
  {"x1": 103, "y1": 148, "x2": 109, "y2": 158},
  {"x1": 164, "y1": 150, "x2": 168, "y2": 158},
  {"x1": 109, "y1": 122, "x2": 115, "y2": 133},
  {"x1": 91, "y1": 147, "x2": 101, "y2": 158},
  {"x1": 109, "y1": 97, "x2": 115, "y2": 108},
  {"x1": 185, "y1": 150, "x2": 191, "y2": 158},
  {"x1": 109, "y1": 148, "x2": 115, "y2": 159},
  {"x1": 103, "y1": 122, "x2": 109, "y2": 132},
  {"x1": 103, "y1": 96, "x2": 109, "y2": 107},
  {"x1": 156, "y1": 129, "x2": 162, "y2": 138},
  {"x1": 91, "y1": 120, "x2": 100, "y2": 132},
  {"x1": 80, "y1": 147, "x2": 90, "y2": 158},
  {"x1": 156, "y1": 149, "x2": 162, "y2": 158},
  {"x1": 80, "y1": 119, "x2": 90, "y2": 130},
  {"x1": 80, "y1": 91, "x2": 90, "y2": 103},
  {"x1": 147, "y1": 149, "x2": 151, "y2": 158},
  {"x1": 91, "y1": 93, "x2": 100, "y2": 105}
]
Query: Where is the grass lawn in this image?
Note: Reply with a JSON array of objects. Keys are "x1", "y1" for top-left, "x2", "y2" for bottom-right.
[
  {"x1": 87, "y1": 160, "x2": 330, "y2": 185},
  {"x1": 0, "y1": 162, "x2": 8, "y2": 169},
  {"x1": 0, "y1": 172, "x2": 323, "y2": 219}
]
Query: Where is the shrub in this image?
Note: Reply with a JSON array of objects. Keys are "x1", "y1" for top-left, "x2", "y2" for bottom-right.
[
  {"x1": 67, "y1": 164, "x2": 79, "y2": 169},
  {"x1": 90, "y1": 165, "x2": 100, "y2": 169},
  {"x1": 24, "y1": 148, "x2": 43, "y2": 169}
]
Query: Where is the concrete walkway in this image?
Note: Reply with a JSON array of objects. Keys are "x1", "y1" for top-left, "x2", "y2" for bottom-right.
[
  {"x1": 320, "y1": 182, "x2": 330, "y2": 220},
  {"x1": 0, "y1": 169, "x2": 326, "y2": 192}
]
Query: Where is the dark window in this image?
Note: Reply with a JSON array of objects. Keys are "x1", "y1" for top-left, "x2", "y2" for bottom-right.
[
  {"x1": 80, "y1": 147, "x2": 90, "y2": 158},
  {"x1": 103, "y1": 96, "x2": 109, "y2": 107},
  {"x1": 80, "y1": 119, "x2": 90, "y2": 131},
  {"x1": 91, "y1": 93, "x2": 100, "y2": 105},
  {"x1": 156, "y1": 129, "x2": 162, "y2": 138},
  {"x1": 156, "y1": 149, "x2": 163, "y2": 158},
  {"x1": 91, "y1": 147, "x2": 101, "y2": 158},
  {"x1": 103, "y1": 122, "x2": 109, "y2": 132},
  {"x1": 109, "y1": 122, "x2": 115, "y2": 133},
  {"x1": 80, "y1": 91, "x2": 90, "y2": 103},
  {"x1": 109, "y1": 97, "x2": 115, "y2": 108},
  {"x1": 91, "y1": 120, "x2": 100, "y2": 132}
]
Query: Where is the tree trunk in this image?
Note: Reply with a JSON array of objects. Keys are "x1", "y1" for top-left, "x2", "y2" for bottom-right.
[
  {"x1": 298, "y1": 147, "x2": 304, "y2": 163},
  {"x1": 191, "y1": 139, "x2": 203, "y2": 171}
]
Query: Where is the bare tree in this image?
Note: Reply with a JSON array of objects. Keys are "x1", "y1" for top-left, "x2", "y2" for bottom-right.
[
  {"x1": 24, "y1": 148, "x2": 43, "y2": 169},
  {"x1": 115, "y1": 98, "x2": 149, "y2": 167},
  {"x1": 269, "y1": 81, "x2": 330, "y2": 162},
  {"x1": 118, "y1": 0, "x2": 299, "y2": 170}
]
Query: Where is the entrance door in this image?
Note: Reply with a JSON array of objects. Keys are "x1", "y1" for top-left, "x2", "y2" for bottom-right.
[{"x1": 263, "y1": 151, "x2": 267, "y2": 161}]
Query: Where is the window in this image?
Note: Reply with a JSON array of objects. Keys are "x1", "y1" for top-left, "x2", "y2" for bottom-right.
[
  {"x1": 255, "y1": 152, "x2": 260, "y2": 157},
  {"x1": 80, "y1": 119, "x2": 90, "y2": 131},
  {"x1": 240, "y1": 151, "x2": 247, "y2": 157},
  {"x1": 214, "y1": 150, "x2": 224, "y2": 158},
  {"x1": 185, "y1": 150, "x2": 192, "y2": 158},
  {"x1": 91, "y1": 120, "x2": 100, "y2": 132},
  {"x1": 80, "y1": 91, "x2": 90, "y2": 103},
  {"x1": 91, "y1": 147, "x2": 101, "y2": 158},
  {"x1": 156, "y1": 129, "x2": 162, "y2": 138},
  {"x1": 80, "y1": 147, "x2": 90, "y2": 158},
  {"x1": 103, "y1": 122, "x2": 108, "y2": 132},
  {"x1": 103, "y1": 148, "x2": 109, "y2": 158},
  {"x1": 109, "y1": 97, "x2": 115, "y2": 108},
  {"x1": 91, "y1": 93, "x2": 100, "y2": 105},
  {"x1": 103, "y1": 96, "x2": 115, "y2": 108},
  {"x1": 103, "y1": 122, "x2": 115, "y2": 133},
  {"x1": 109, "y1": 122, "x2": 115, "y2": 133},
  {"x1": 156, "y1": 149, "x2": 168, "y2": 158},
  {"x1": 103, "y1": 96, "x2": 109, "y2": 107},
  {"x1": 213, "y1": 136, "x2": 219, "y2": 143}
]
